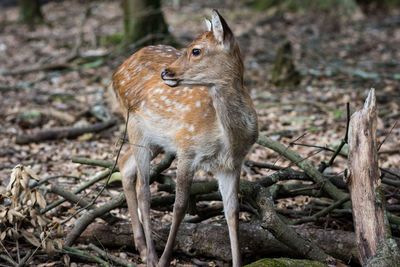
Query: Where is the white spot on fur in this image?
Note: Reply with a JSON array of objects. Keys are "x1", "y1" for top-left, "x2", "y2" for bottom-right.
[
  {"x1": 142, "y1": 74, "x2": 152, "y2": 81},
  {"x1": 160, "y1": 95, "x2": 167, "y2": 100},
  {"x1": 154, "y1": 88, "x2": 164, "y2": 94},
  {"x1": 188, "y1": 125, "x2": 195, "y2": 132},
  {"x1": 174, "y1": 102, "x2": 183, "y2": 109},
  {"x1": 117, "y1": 66, "x2": 125, "y2": 74},
  {"x1": 196, "y1": 101, "x2": 201, "y2": 107}
]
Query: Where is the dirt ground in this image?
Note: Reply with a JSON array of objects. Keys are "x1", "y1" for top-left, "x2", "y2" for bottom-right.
[{"x1": 0, "y1": 0, "x2": 399, "y2": 265}]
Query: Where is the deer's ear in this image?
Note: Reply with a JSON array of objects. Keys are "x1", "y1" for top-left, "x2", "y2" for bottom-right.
[
  {"x1": 205, "y1": 18, "x2": 212, "y2": 31},
  {"x1": 211, "y1": 9, "x2": 234, "y2": 50}
]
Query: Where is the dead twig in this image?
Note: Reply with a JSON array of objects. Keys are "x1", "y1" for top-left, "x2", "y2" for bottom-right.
[
  {"x1": 16, "y1": 118, "x2": 117, "y2": 144},
  {"x1": 293, "y1": 196, "x2": 350, "y2": 225},
  {"x1": 41, "y1": 169, "x2": 111, "y2": 214},
  {"x1": 86, "y1": 243, "x2": 135, "y2": 267},
  {"x1": 377, "y1": 121, "x2": 398, "y2": 151},
  {"x1": 63, "y1": 246, "x2": 110, "y2": 267},
  {"x1": 318, "y1": 102, "x2": 350, "y2": 173}
]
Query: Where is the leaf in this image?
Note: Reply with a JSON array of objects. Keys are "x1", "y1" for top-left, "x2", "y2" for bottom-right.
[
  {"x1": 23, "y1": 190, "x2": 31, "y2": 205},
  {"x1": 21, "y1": 229, "x2": 41, "y2": 247},
  {"x1": 7, "y1": 209, "x2": 13, "y2": 223},
  {"x1": 21, "y1": 171, "x2": 30, "y2": 189},
  {"x1": 55, "y1": 239, "x2": 63, "y2": 250},
  {"x1": 0, "y1": 231, "x2": 6, "y2": 241},
  {"x1": 36, "y1": 190, "x2": 47, "y2": 209},
  {"x1": 77, "y1": 132, "x2": 93, "y2": 141},
  {"x1": 56, "y1": 224, "x2": 64, "y2": 236},
  {"x1": 9, "y1": 209, "x2": 24, "y2": 219},
  {"x1": 30, "y1": 190, "x2": 37, "y2": 206},
  {"x1": 37, "y1": 214, "x2": 49, "y2": 228},
  {"x1": 0, "y1": 208, "x2": 7, "y2": 219},
  {"x1": 62, "y1": 255, "x2": 70, "y2": 266},
  {"x1": 45, "y1": 239, "x2": 55, "y2": 258},
  {"x1": 7, "y1": 165, "x2": 21, "y2": 192},
  {"x1": 24, "y1": 166, "x2": 40, "y2": 181}
]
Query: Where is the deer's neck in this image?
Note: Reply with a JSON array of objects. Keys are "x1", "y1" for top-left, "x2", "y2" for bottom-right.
[{"x1": 210, "y1": 79, "x2": 258, "y2": 154}]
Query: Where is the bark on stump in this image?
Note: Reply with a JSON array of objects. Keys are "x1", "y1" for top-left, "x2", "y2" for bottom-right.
[{"x1": 347, "y1": 88, "x2": 400, "y2": 266}]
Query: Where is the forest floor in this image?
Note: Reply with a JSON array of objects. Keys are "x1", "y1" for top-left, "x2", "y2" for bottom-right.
[{"x1": 0, "y1": 0, "x2": 399, "y2": 266}]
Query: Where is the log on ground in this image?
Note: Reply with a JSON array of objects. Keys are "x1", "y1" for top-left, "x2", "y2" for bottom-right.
[{"x1": 78, "y1": 221, "x2": 360, "y2": 264}]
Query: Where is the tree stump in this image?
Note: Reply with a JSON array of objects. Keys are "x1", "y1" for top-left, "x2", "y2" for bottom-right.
[
  {"x1": 269, "y1": 41, "x2": 300, "y2": 87},
  {"x1": 347, "y1": 88, "x2": 400, "y2": 266}
]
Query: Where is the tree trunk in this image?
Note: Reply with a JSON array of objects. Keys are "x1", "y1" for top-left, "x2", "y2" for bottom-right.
[
  {"x1": 121, "y1": 0, "x2": 169, "y2": 46},
  {"x1": 347, "y1": 88, "x2": 400, "y2": 266},
  {"x1": 18, "y1": 0, "x2": 43, "y2": 24}
]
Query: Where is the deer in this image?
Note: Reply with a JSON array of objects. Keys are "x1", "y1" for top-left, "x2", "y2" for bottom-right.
[{"x1": 110, "y1": 9, "x2": 258, "y2": 267}]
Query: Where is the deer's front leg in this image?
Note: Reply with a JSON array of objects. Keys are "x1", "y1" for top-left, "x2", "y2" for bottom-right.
[
  {"x1": 217, "y1": 170, "x2": 242, "y2": 267},
  {"x1": 159, "y1": 158, "x2": 194, "y2": 267}
]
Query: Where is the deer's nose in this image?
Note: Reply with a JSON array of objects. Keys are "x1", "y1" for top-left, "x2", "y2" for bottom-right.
[
  {"x1": 161, "y1": 69, "x2": 168, "y2": 79},
  {"x1": 161, "y1": 69, "x2": 174, "y2": 80}
]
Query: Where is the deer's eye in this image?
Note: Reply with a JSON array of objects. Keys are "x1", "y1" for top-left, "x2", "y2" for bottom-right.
[{"x1": 191, "y1": 48, "x2": 201, "y2": 56}]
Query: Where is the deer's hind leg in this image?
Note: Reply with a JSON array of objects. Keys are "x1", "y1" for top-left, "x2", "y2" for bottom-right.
[
  {"x1": 119, "y1": 151, "x2": 147, "y2": 261},
  {"x1": 119, "y1": 145, "x2": 161, "y2": 265}
]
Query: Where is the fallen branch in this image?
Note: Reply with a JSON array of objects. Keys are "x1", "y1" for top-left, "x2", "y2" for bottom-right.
[
  {"x1": 16, "y1": 118, "x2": 117, "y2": 144},
  {"x1": 64, "y1": 193, "x2": 126, "y2": 246},
  {"x1": 250, "y1": 182, "x2": 335, "y2": 264},
  {"x1": 257, "y1": 135, "x2": 348, "y2": 201},
  {"x1": 49, "y1": 184, "x2": 120, "y2": 225},
  {"x1": 86, "y1": 243, "x2": 134, "y2": 267}
]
